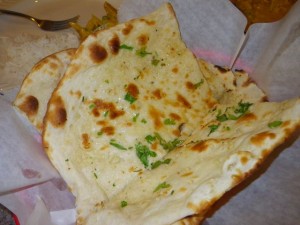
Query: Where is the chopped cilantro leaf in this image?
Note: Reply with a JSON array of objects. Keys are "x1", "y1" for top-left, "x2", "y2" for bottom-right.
[
  {"x1": 135, "y1": 142, "x2": 157, "y2": 168},
  {"x1": 164, "y1": 118, "x2": 176, "y2": 125},
  {"x1": 89, "y1": 103, "x2": 96, "y2": 109},
  {"x1": 151, "y1": 158, "x2": 171, "y2": 169},
  {"x1": 65, "y1": 158, "x2": 69, "y2": 162},
  {"x1": 216, "y1": 102, "x2": 253, "y2": 122},
  {"x1": 234, "y1": 101, "x2": 253, "y2": 115},
  {"x1": 154, "y1": 133, "x2": 183, "y2": 151},
  {"x1": 194, "y1": 79, "x2": 204, "y2": 89},
  {"x1": 97, "y1": 131, "x2": 103, "y2": 136},
  {"x1": 145, "y1": 135, "x2": 156, "y2": 144},
  {"x1": 132, "y1": 113, "x2": 140, "y2": 122},
  {"x1": 110, "y1": 140, "x2": 127, "y2": 150},
  {"x1": 223, "y1": 126, "x2": 230, "y2": 131},
  {"x1": 82, "y1": 96, "x2": 85, "y2": 102},
  {"x1": 103, "y1": 111, "x2": 109, "y2": 117},
  {"x1": 124, "y1": 92, "x2": 136, "y2": 104},
  {"x1": 153, "y1": 182, "x2": 171, "y2": 192},
  {"x1": 151, "y1": 58, "x2": 160, "y2": 66},
  {"x1": 216, "y1": 113, "x2": 228, "y2": 122},
  {"x1": 227, "y1": 113, "x2": 239, "y2": 120},
  {"x1": 136, "y1": 47, "x2": 152, "y2": 57},
  {"x1": 208, "y1": 124, "x2": 219, "y2": 136},
  {"x1": 268, "y1": 120, "x2": 282, "y2": 129},
  {"x1": 93, "y1": 173, "x2": 98, "y2": 179},
  {"x1": 120, "y1": 44, "x2": 133, "y2": 50},
  {"x1": 141, "y1": 118, "x2": 147, "y2": 124},
  {"x1": 120, "y1": 200, "x2": 128, "y2": 208}
]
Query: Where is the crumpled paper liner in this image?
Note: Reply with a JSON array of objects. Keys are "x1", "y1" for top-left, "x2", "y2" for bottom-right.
[{"x1": 0, "y1": 0, "x2": 299, "y2": 224}]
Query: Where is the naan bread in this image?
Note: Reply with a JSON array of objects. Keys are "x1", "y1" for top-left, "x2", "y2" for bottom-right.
[
  {"x1": 43, "y1": 3, "x2": 215, "y2": 224},
  {"x1": 89, "y1": 98, "x2": 300, "y2": 225},
  {"x1": 42, "y1": 3, "x2": 300, "y2": 225},
  {"x1": 14, "y1": 49, "x2": 76, "y2": 132}
]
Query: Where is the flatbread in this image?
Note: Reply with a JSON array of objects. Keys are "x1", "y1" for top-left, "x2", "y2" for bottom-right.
[
  {"x1": 43, "y1": 3, "x2": 215, "y2": 224},
  {"x1": 88, "y1": 98, "x2": 300, "y2": 225},
  {"x1": 42, "y1": 3, "x2": 300, "y2": 225},
  {"x1": 13, "y1": 48, "x2": 76, "y2": 132}
]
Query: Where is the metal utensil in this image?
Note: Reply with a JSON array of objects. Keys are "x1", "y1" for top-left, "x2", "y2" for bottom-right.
[{"x1": 0, "y1": 9, "x2": 79, "y2": 31}]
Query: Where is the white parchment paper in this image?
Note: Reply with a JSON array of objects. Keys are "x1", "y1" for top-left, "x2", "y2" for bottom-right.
[
  {"x1": 0, "y1": 94, "x2": 58, "y2": 194},
  {"x1": 0, "y1": 0, "x2": 299, "y2": 224}
]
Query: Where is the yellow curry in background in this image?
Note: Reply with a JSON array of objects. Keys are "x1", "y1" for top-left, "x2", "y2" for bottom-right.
[
  {"x1": 72, "y1": 0, "x2": 297, "y2": 39},
  {"x1": 231, "y1": 0, "x2": 297, "y2": 30}
]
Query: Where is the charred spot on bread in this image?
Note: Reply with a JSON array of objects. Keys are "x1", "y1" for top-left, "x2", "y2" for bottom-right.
[
  {"x1": 126, "y1": 83, "x2": 139, "y2": 99},
  {"x1": 137, "y1": 34, "x2": 149, "y2": 45},
  {"x1": 214, "y1": 65, "x2": 229, "y2": 73},
  {"x1": 250, "y1": 131, "x2": 276, "y2": 146},
  {"x1": 122, "y1": 23, "x2": 133, "y2": 35},
  {"x1": 89, "y1": 43, "x2": 108, "y2": 63},
  {"x1": 18, "y1": 95, "x2": 39, "y2": 117},
  {"x1": 109, "y1": 34, "x2": 120, "y2": 55},
  {"x1": 177, "y1": 93, "x2": 192, "y2": 109},
  {"x1": 47, "y1": 95, "x2": 67, "y2": 127}
]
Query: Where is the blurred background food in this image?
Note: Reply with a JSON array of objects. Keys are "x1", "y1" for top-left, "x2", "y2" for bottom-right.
[
  {"x1": 70, "y1": 1, "x2": 118, "y2": 41},
  {"x1": 230, "y1": 0, "x2": 297, "y2": 30}
]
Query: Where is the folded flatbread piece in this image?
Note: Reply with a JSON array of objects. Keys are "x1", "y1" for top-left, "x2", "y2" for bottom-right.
[
  {"x1": 42, "y1": 3, "x2": 300, "y2": 225},
  {"x1": 14, "y1": 48, "x2": 76, "y2": 132}
]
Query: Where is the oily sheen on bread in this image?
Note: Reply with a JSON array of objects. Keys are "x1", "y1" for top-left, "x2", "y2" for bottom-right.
[
  {"x1": 14, "y1": 48, "x2": 76, "y2": 132},
  {"x1": 42, "y1": 3, "x2": 300, "y2": 225}
]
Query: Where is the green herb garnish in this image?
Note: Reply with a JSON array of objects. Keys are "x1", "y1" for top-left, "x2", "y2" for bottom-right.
[
  {"x1": 97, "y1": 131, "x2": 103, "y2": 136},
  {"x1": 120, "y1": 44, "x2": 134, "y2": 50},
  {"x1": 153, "y1": 182, "x2": 171, "y2": 192},
  {"x1": 141, "y1": 118, "x2": 147, "y2": 124},
  {"x1": 135, "y1": 142, "x2": 157, "y2": 168},
  {"x1": 93, "y1": 173, "x2": 98, "y2": 179},
  {"x1": 164, "y1": 118, "x2": 176, "y2": 125},
  {"x1": 151, "y1": 158, "x2": 171, "y2": 169},
  {"x1": 89, "y1": 103, "x2": 96, "y2": 109},
  {"x1": 109, "y1": 140, "x2": 127, "y2": 150},
  {"x1": 216, "y1": 102, "x2": 253, "y2": 122},
  {"x1": 268, "y1": 120, "x2": 282, "y2": 129},
  {"x1": 103, "y1": 111, "x2": 109, "y2": 117},
  {"x1": 151, "y1": 58, "x2": 160, "y2": 66},
  {"x1": 120, "y1": 200, "x2": 128, "y2": 208},
  {"x1": 194, "y1": 79, "x2": 204, "y2": 89},
  {"x1": 136, "y1": 47, "x2": 152, "y2": 57},
  {"x1": 124, "y1": 92, "x2": 136, "y2": 104},
  {"x1": 208, "y1": 124, "x2": 219, "y2": 136},
  {"x1": 234, "y1": 101, "x2": 253, "y2": 115},
  {"x1": 154, "y1": 133, "x2": 183, "y2": 151},
  {"x1": 82, "y1": 96, "x2": 85, "y2": 102},
  {"x1": 132, "y1": 113, "x2": 140, "y2": 122},
  {"x1": 217, "y1": 114, "x2": 228, "y2": 122},
  {"x1": 227, "y1": 113, "x2": 239, "y2": 120},
  {"x1": 145, "y1": 135, "x2": 156, "y2": 144}
]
